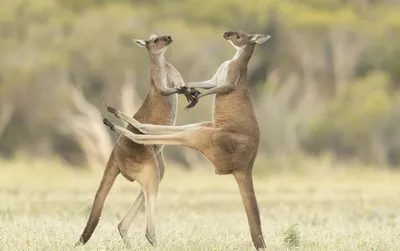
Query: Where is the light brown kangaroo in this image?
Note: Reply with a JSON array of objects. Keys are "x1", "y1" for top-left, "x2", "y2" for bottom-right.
[
  {"x1": 102, "y1": 31, "x2": 271, "y2": 250},
  {"x1": 75, "y1": 33, "x2": 197, "y2": 247}
]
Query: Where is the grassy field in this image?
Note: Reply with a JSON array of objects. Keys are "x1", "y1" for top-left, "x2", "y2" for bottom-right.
[{"x1": 1, "y1": 159, "x2": 400, "y2": 251}]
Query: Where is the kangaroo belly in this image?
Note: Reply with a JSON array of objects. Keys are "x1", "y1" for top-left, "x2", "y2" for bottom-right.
[
  {"x1": 198, "y1": 132, "x2": 258, "y2": 175},
  {"x1": 213, "y1": 90, "x2": 260, "y2": 139},
  {"x1": 114, "y1": 92, "x2": 177, "y2": 181},
  {"x1": 134, "y1": 93, "x2": 178, "y2": 126}
]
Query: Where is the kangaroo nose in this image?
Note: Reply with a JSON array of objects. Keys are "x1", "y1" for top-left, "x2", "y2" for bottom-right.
[
  {"x1": 166, "y1": 36, "x2": 172, "y2": 40},
  {"x1": 223, "y1": 31, "x2": 232, "y2": 38}
]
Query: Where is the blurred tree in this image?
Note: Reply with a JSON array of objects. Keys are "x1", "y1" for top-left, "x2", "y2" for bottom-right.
[
  {"x1": 1, "y1": 0, "x2": 400, "y2": 169},
  {"x1": 303, "y1": 72, "x2": 395, "y2": 165}
]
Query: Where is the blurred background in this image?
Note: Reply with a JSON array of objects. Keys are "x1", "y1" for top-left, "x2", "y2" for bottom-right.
[
  {"x1": 1, "y1": 0, "x2": 400, "y2": 172},
  {"x1": 3, "y1": 1, "x2": 400, "y2": 250}
]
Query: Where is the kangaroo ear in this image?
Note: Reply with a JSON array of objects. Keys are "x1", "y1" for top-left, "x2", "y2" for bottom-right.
[
  {"x1": 149, "y1": 33, "x2": 157, "y2": 40},
  {"x1": 250, "y1": 34, "x2": 271, "y2": 44},
  {"x1": 132, "y1": 39, "x2": 148, "y2": 47}
]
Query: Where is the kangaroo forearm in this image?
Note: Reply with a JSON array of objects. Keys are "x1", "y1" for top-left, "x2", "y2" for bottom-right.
[
  {"x1": 198, "y1": 85, "x2": 235, "y2": 99},
  {"x1": 159, "y1": 86, "x2": 177, "y2": 96},
  {"x1": 186, "y1": 81, "x2": 216, "y2": 89}
]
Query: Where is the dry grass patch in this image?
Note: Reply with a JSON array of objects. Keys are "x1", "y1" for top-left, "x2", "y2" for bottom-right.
[{"x1": 1, "y1": 159, "x2": 400, "y2": 250}]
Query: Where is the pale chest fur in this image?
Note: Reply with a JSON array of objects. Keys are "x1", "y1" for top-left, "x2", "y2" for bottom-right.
[
  {"x1": 215, "y1": 61, "x2": 230, "y2": 87},
  {"x1": 212, "y1": 61, "x2": 230, "y2": 122}
]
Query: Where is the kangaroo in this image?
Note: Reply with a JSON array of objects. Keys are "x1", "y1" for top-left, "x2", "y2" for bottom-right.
[
  {"x1": 75, "y1": 33, "x2": 198, "y2": 247},
  {"x1": 102, "y1": 31, "x2": 271, "y2": 250}
]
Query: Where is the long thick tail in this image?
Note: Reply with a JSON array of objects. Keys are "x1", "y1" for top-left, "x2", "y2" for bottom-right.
[
  {"x1": 233, "y1": 171, "x2": 266, "y2": 250},
  {"x1": 76, "y1": 153, "x2": 120, "y2": 245}
]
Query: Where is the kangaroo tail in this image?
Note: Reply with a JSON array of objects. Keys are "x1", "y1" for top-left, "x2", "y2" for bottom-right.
[
  {"x1": 233, "y1": 170, "x2": 266, "y2": 250},
  {"x1": 76, "y1": 153, "x2": 120, "y2": 245}
]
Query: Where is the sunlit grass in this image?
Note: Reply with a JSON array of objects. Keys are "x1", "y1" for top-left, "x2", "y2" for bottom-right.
[{"x1": 1, "y1": 158, "x2": 400, "y2": 250}]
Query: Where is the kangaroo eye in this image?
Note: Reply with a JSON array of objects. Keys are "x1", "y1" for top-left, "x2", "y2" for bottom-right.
[
  {"x1": 236, "y1": 35, "x2": 241, "y2": 39},
  {"x1": 154, "y1": 38, "x2": 159, "y2": 43}
]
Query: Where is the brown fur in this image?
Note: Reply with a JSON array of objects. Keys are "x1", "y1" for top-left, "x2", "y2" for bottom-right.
[
  {"x1": 76, "y1": 33, "x2": 192, "y2": 247},
  {"x1": 104, "y1": 31, "x2": 270, "y2": 250}
]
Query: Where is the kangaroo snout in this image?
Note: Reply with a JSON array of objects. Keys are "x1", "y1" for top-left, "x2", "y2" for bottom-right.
[
  {"x1": 165, "y1": 36, "x2": 173, "y2": 44},
  {"x1": 223, "y1": 31, "x2": 234, "y2": 39}
]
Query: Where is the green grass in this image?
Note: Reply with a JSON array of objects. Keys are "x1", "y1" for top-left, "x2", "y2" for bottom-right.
[{"x1": 1, "y1": 159, "x2": 400, "y2": 250}]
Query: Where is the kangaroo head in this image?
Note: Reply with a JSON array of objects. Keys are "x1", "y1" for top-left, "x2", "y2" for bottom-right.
[
  {"x1": 132, "y1": 33, "x2": 173, "y2": 55},
  {"x1": 223, "y1": 31, "x2": 270, "y2": 49}
]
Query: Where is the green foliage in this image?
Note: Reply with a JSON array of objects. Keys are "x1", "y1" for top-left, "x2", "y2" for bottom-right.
[
  {"x1": 1, "y1": 0, "x2": 400, "y2": 168},
  {"x1": 284, "y1": 224, "x2": 301, "y2": 248},
  {"x1": 305, "y1": 72, "x2": 395, "y2": 163}
]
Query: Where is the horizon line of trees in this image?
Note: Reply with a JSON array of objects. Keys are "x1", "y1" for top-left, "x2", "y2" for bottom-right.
[{"x1": 1, "y1": 0, "x2": 400, "y2": 170}]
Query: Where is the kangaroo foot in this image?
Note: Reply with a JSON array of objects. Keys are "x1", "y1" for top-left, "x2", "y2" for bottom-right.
[
  {"x1": 103, "y1": 118, "x2": 115, "y2": 131},
  {"x1": 145, "y1": 233, "x2": 157, "y2": 246},
  {"x1": 103, "y1": 102, "x2": 121, "y2": 118}
]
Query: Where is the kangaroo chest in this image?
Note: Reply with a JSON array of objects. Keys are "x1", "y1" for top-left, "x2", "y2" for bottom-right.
[{"x1": 215, "y1": 61, "x2": 230, "y2": 87}]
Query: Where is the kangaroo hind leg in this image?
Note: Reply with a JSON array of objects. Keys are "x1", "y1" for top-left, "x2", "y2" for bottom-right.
[
  {"x1": 103, "y1": 118, "x2": 217, "y2": 148},
  {"x1": 132, "y1": 160, "x2": 161, "y2": 247},
  {"x1": 117, "y1": 152, "x2": 167, "y2": 247}
]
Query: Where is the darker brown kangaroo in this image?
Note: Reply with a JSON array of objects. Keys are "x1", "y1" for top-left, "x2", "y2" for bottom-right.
[
  {"x1": 75, "y1": 33, "x2": 197, "y2": 248},
  {"x1": 103, "y1": 31, "x2": 271, "y2": 250}
]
